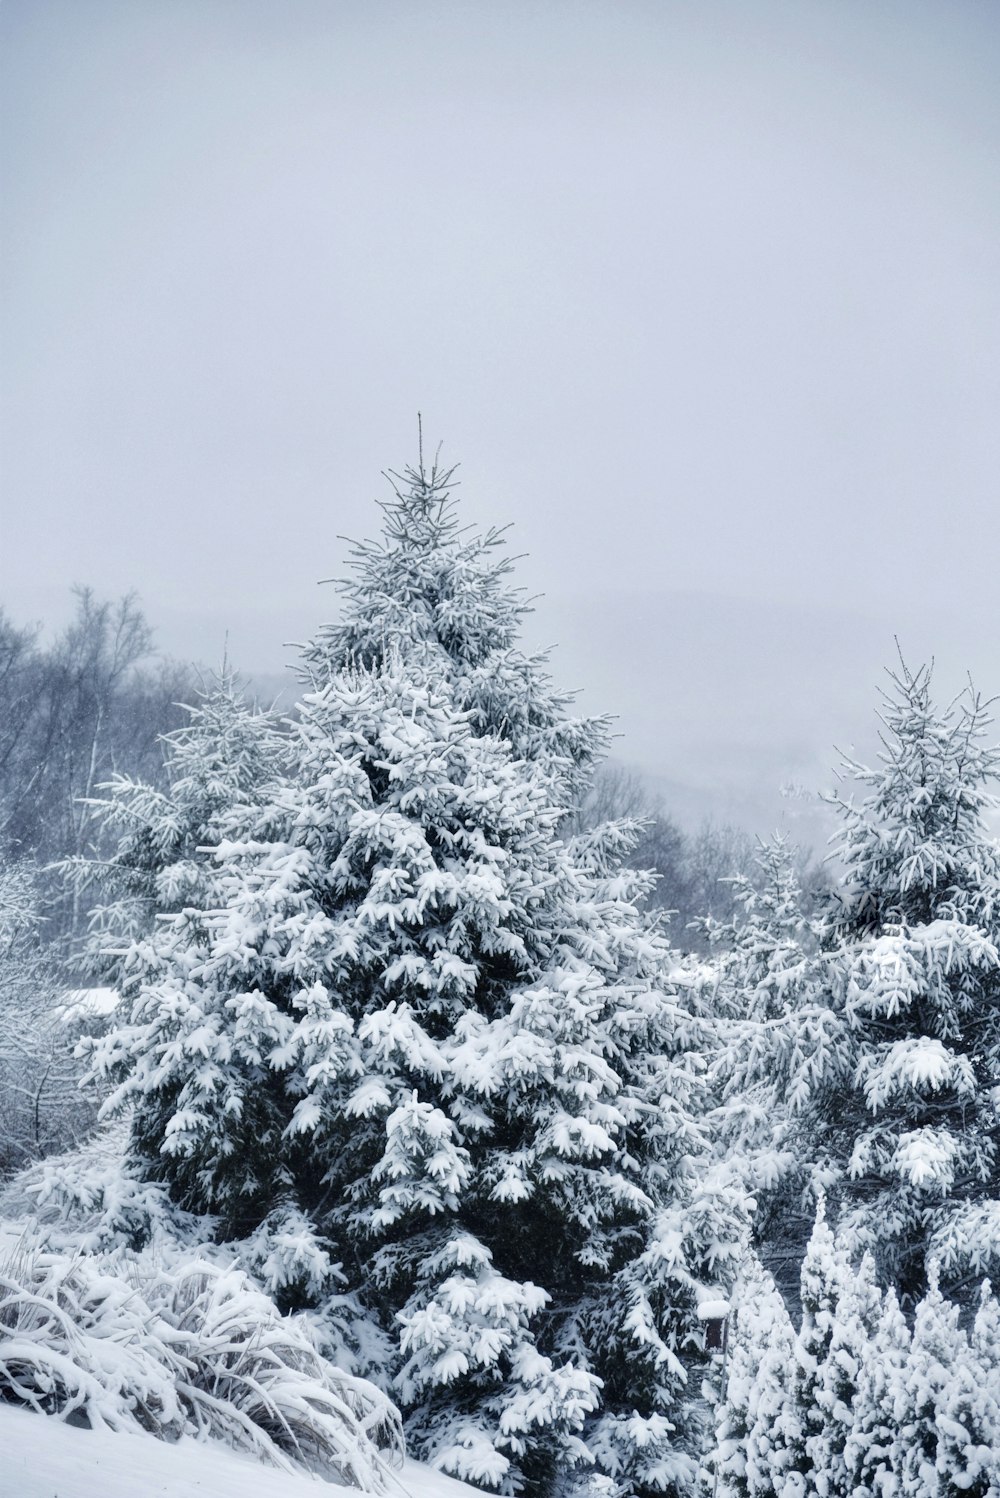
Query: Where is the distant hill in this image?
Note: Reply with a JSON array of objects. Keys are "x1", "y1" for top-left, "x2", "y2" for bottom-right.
[{"x1": 219, "y1": 585, "x2": 995, "y2": 858}]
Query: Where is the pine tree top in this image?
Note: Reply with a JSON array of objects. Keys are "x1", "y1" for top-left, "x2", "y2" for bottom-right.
[
  {"x1": 299, "y1": 444, "x2": 612, "y2": 791},
  {"x1": 826, "y1": 658, "x2": 1000, "y2": 937},
  {"x1": 302, "y1": 450, "x2": 526, "y2": 674}
]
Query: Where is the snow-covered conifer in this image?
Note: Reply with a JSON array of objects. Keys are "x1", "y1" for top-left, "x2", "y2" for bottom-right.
[
  {"x1": 779, "y1": 1203, "x2": 844, "y2": 1496},
  {"x1": 300, "y1": 446, "x2": 609, "y2": 802},
  {"x1": 86, "y1": 451, "x2": 749, "y2": 1496},
  {"x1": 818, "y1": 662, "x2": 1000, "y2": 1304},
  {"x1": 65, "y1": 675, "x2": 285, "y2": 987},
  {"x1": 722, "y1": 663, "x2": 1000, "y2": 1311},
  {"x1": 700, "y1": 836, "x2": 810, "y2": 1025},
  {"x1": 804, "y1": 1240, "x2": 883, "y2": 1497},
  {"x1": 740, "y1": 1210, "x2": 886, "y2": 1498},
  {"x1": 843, "y1": 1285, "x2": 910, "y2": 1498},
  {"x1": 715, "y1": 1211, "x2": 1000, "y2": 1498},
  {"x1": 700, "y1": 837, "x2": 823, "y2": 1307}
]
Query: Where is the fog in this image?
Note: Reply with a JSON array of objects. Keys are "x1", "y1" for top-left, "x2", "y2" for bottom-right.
[{"x1": 3, "y1": 0, "x2": 999, "y2": 837}]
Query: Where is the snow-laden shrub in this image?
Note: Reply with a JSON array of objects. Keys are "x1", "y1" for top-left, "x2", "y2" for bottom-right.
[
  {"x1": 713, "y1": 1219, "x2": 1000, "y2": 1498},
  {"x1": 19, "y1": 1142, "x2": 396, "y2": 1395},
  {"x1": 0, "y1": 1238, "x2": 403, "y2": 1488}
]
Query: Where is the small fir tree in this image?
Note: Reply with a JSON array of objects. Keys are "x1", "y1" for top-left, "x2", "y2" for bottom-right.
[
  {"x1": 780, "y1": 1203, "x2": 845, "y2": 1497},
  {"x1": 64, "y1": 675, "x2": 286, "y2": 988},
  {"x1": 699, "y1": 836, "x2": 810, "y2": 1027},
  {"x1": 803, "y1": 1241, "x2": 883, "y2": 1498},
  {"x1": 843, "y1": 1285, "x2": 910, "y2": 1498},
  {"x1": 714, "y1": 1210, "x2": 1000, "y2": 1498},
  {"x1": 700, "y1": 838, "x2": 820, "y2": 1306},
  {"x1": 891, "y1": 1265, "x2": 1000, "y2": 1498},
  {"x1": 713, "y1": 1257, "x2": 803, "y2": 1498}
]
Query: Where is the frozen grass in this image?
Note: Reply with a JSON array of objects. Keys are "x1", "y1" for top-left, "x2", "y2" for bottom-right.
[{"x1": 0, "y1": 1237, "x2": 403, "y2": 1489}]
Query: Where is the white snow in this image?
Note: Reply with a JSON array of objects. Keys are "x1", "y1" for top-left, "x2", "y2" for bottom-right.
[
  {"x1": 0, "y1": 1403, "x2": 482, "y2": 1498},
  {"x1": 892, "y1": 1127, "x2": 960, "y2": 1190},
  {"x1": 696, "y1": 1298, "x2": 731, "y2": 1321},
  {"x1": 60, "y1": 987, "x2": 118, "y2": 1021}
]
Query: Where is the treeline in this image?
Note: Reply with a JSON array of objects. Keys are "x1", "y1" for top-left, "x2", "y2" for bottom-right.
[
  {"x1": 0, "y1": 589, "x2": 196, "y2": 937},
  {"x1": 575, "y1": 763, "x2": 829, "y2": 944}
]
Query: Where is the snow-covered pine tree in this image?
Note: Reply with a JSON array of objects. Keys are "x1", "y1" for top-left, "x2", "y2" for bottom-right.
[
  {"x1": 714, "y1": 1206, "x2": 859, "y2": 1498},
  {"x1": 718, "y1": 1216, "x2": 1000, "y2": 1498},
  {"x1": 718, "y1": 663, "x2": 1000, "y2": 1314},
  {"x1": 699, "y1": 837, "x2": 825, "y2": 1311},
  {"x1": 88, "y1": 450, "x2": 749, "y2": 1496},
  {"x1": 816, "y1": 660, "x2": 1000, "y2": 1306}
]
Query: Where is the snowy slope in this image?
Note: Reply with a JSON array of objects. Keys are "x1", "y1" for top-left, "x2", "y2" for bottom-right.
[{"x1": 0, "y1": 1405, "x2": 481, "y2": 1498}]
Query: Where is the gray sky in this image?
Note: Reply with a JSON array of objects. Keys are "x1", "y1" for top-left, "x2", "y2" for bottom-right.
[{"x1": 3, "y1": 1, "x2": 999, "y2": 837}]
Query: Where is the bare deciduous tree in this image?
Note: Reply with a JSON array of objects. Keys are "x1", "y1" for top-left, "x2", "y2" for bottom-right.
[
  {"x1": 575, "y1": 762, "x2": 827, "y2": 950},
  {"x1": 0, "y1": 590, "x2": 197, "y2": 938},
  {"x1": 0, "y1": 855, "x2": 97, "y2": 1175}
]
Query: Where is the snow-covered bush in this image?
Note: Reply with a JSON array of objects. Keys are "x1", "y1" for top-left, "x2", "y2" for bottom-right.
[
  {"x1": 713, "y1": 1214, "x2": 1000, "y2": 1498},
  {"x1": 711, "y1": 1257, "x2": 802, "y2": 1498},
  {"x1": 0, "y1": 1236, "x2": 402, "y2": 1488},
  {"x1": 27, "y1": 1123, "x2": 209, "y2": 1255},
  {"x1": 21, "y1": 1128, "x2": 399, "y2": 1400}
]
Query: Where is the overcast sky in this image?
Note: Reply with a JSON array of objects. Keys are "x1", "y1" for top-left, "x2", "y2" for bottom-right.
[{"x1": 3, "y1": 1, "x2": 999, "y2": 837}]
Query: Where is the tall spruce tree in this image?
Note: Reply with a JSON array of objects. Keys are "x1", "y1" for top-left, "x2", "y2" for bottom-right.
[{"x1": 89, "y1": 451, "x2": 748, "y2": 1496}]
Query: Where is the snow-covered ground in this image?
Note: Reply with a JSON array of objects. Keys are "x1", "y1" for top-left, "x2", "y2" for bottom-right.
[{"x1": 0, "y1": 1403, "x2": 481, "y2": 1498}]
